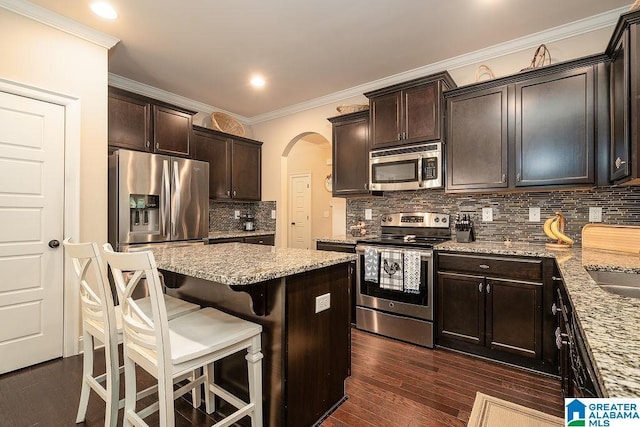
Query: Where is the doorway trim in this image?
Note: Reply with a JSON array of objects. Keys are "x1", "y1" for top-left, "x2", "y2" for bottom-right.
[{"x1": 0, "y1": 78, "x2": 81, "y2": 357}]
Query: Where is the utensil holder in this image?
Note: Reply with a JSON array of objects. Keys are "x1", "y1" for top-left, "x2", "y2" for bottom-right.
[{"x1": 456, "y1": 228, "x2": 475, "y2": 243}]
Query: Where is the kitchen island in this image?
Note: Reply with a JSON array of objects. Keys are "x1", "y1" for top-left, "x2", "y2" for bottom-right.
[
  {"x1": 436, "y1": 240, "x2": 640, "y2": 398},
  {"x1": 150, "y1": 243, "x2": 356, "y2": 427}
]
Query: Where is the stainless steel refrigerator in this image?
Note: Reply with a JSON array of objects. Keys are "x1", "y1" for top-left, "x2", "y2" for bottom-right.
[{"x1": 108, "y1": 149, "x2": 209, "y2": 251}]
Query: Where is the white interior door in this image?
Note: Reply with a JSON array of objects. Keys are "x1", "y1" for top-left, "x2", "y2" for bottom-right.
[
  {"x1": 0, "y1": 91, "x2": 65, "y2": 374},
  {"x1": 288, "y1": 174, "x2": 311, "y2": 249}
]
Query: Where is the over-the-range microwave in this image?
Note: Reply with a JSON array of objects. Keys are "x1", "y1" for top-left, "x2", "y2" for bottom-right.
[{"x1": 369, "y1": 142, "x2": 443, "y2": 191}]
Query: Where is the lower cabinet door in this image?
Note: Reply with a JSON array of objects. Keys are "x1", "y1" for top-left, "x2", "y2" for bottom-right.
[
  {"x1": 485, "y1": 278, "x2": 542, "y2": 359},
  {"x1": 437, "y1": 272, "x2": 485, "y2": 346}
]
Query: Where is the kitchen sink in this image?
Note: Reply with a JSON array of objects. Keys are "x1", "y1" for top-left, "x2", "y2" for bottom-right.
[{"x1": 587, "y1": 270, "x2": 640, "y2": 298}]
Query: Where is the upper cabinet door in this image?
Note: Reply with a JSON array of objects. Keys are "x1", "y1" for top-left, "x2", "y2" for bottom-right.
[
  {"x1": 153, "y1": 105, "x2": 192, "y2": 157},
  {"x1": 403, "y1": 82, "x2": 439, "y2": 144},
  {"x1": 446, "y1": 85, "x2": 509, "y2": 191},
  {"x1": 369, "y1": 92, "x2": 401, "y2": 148},
  {"x1": 366, "y1": 72, "x2": 454, "y2": 150},
  {"x1": 610, "y1": 29, "x2": 631, "y2": 182},
  {"x1": 231, "y1": 140, "x2": 262, "y2": 201},
  {"x1": 514, "y1": 66, "x2": 595, "y2": 187},
  {"x1": 108, "y1": 92, "x2": 152, "y2": 152},
  {"x1": 192, "y1": 128, "x2": 231, "y2": 200},
  {"x1": 330, "y1": 111, "x2": 370, "y2": 196},
  {"x1": 108, "y1": 87, "x2": 195, "y2": 157}
]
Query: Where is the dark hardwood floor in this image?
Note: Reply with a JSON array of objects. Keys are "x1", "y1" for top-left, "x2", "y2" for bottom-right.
[
  {"x1": 322, "y1": 329, "x2": 564, "y2": 427},
  {"x1": 0, "y1": 327, "x2": 564, "y2": 426}
]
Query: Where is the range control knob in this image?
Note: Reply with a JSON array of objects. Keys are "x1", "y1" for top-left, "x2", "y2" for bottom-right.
[
  {"x1": 434, "y1": 217, "x2": 440, "y2": 223},
  {"x1": 441, "y1": 217, "x2": 448, "y2": 224},
  {"x1": 382, "y1": 217, "x2": 387, "y2": 222}
]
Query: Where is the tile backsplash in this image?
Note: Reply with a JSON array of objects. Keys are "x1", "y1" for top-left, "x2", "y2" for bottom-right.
[
  {"x1": 347, "y1": 186, "x2": 640, "y2": 245},
  {"x1": 209, "y1": 201, "x2": 276, "y2": 232}
]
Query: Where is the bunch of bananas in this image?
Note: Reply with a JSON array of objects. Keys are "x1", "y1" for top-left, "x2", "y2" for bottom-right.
[{"x1": 543, "y1": 211, "x2": 574, "y2": 246}]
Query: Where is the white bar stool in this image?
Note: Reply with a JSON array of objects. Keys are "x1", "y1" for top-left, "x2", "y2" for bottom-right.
[
  {"x1": 64, "y1": 239, "x2": 201, "y2": 426},
  {"x1": 103, "y1": 244, "x2": 264, "y2": 427}
]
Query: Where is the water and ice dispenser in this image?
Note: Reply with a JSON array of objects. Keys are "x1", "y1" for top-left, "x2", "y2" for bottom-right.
[{"x1": 129, "y1": 194, "x2": 160, "y2": 234}]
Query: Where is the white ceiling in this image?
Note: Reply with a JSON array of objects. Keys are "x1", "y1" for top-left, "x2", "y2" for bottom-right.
[{"x1": 22, "y1": 0, "x2": 632, "y2": 120}]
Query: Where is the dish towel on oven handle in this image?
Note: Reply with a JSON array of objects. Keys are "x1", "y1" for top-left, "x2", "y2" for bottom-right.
[
  {"x1": 379, "y1": 250, "x2": 403, "y2": 291},
  {"x1": 364, "y1": 248, "x2": 379, "y2": 283},
  {"x1": 404, "y1": 251, "x2": 421, "y2": 294}
]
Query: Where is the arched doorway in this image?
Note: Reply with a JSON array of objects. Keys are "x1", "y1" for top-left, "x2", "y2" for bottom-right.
[{"x1": 281, "y1": 132, "x2": 344, "y2": 248}]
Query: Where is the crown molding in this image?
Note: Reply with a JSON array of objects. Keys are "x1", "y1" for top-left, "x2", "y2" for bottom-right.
[
  {"x1": 109, "y1": 4, "x2": 628, "y2": 125},
  {"x1": 247, "y1": 5, "x2": 627, "y2": 124},
  {"x1": 0, "y1": 0, "x2": 119, "y2": 49},
  {"x1": 108, "y1": 73, "x2": 244, "y2": 121}
]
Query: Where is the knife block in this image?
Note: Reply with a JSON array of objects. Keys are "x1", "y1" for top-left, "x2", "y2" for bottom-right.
[{"x1": 456, "y1": 228, "x2": 475, "y2": 243}]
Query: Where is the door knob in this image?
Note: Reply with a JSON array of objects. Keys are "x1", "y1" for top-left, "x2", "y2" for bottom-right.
[{"x1": 48, "y1": 239, "x2": 60, "y2": 248}]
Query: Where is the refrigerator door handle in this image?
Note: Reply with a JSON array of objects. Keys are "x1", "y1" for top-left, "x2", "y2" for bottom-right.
[
  {"x1": 161, "y1": 159, "x2": 170, "y2": 239},
  {"x1": 172, "y1": 160, "x2": 181, "y2": 237}
]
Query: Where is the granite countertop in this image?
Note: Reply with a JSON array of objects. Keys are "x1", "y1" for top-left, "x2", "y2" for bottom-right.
[
  {"x1": 151, "y1": 242, "x2": 355, "y2": 286},
  {"x1": 207, "y1": 230, "x2": 275, "y2": 240},
  {"x1": 436, "y1": 240, "x2": 640, "y2": 397}
]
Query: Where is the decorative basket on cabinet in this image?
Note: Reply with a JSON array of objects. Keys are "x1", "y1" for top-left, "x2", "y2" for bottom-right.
[{"x1": 210, "y1": 112, "x2": 245, "y2": 137}]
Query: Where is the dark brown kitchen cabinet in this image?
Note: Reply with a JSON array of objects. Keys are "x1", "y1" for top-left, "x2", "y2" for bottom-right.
[
  {"x1": 231, "y1": 139, "x2": 262, "y2": 200},
  {"x1": 108, "y1": 87, "x2": 194, "y2": 157},
  {"x1": 436, "y1": 252, "x2": 550, "y2": 372},
  {"x1": 328, "y1": 111, "x2": 370, "y2": 196},
  {"x1": 108, "y1": 90, "x2": 151, "y2": 152},
  {"x1": 192, "y1": 125, "x2": 262, "y2": 201},
  {"x1": 152, "y1": 105, "x2": 192, "y2": 156},
  {"x1": 244, "y1": 234, "x2": 275, "y2": 246},
  {"x1": 316, "y1": 241, "x2": 357, "y2": 325},
  {"x1": 606, "y1": 10, "x2": 640, "y2": 186},
  {"x1": 514, "y1": 66, "x2": 595, "y2": 187},
  {"x1": 365, "y1": 72, "x2": 456, "y2": 149},
  {"x1": 446, "y1": 86, "x2": 509, "y2": 191},
  {"x1": 444, "y1": 55, "x2": 605, "y2": 193},
  {"x1": 206, "y1": 234, "x2": 274, "y2": 246}
]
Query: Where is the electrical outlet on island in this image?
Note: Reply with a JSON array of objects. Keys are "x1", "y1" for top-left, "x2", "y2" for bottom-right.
[{"x1": 315, "y1": 293, "x2": 330, "y2": 313}]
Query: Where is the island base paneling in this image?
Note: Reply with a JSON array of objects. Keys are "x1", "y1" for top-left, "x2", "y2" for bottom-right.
[{"x1": 162, "y1": 262, "x2": 351, "y2": 427}]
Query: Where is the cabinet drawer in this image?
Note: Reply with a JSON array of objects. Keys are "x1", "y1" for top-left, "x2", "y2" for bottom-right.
[
  {"x1": 244, "y1": 235, "x2": 275, "y2": 246},
  {"x1": 437, "y1": 253, "x2": 542, "y2": 281},
  {"x1": 316, "y1": 242, "x2": 356, "y2": 253}
]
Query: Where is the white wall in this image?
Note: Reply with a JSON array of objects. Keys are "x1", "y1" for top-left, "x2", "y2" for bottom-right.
[{"x1": 0, "y1": 8, "x2": 109, "y2": 246}]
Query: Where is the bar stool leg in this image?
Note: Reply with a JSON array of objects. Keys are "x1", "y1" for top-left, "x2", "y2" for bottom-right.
[
  {"x1": 75, "y1": 330, "x2": 93, "y2": 423},
  {"x1": 246, "y1": 335, "x2": 264, "y2": 427},
  {"x1": 104, "y1": 338, "x2": 120, "y2": 427},
  {"x1": 123, "y1": 354, "x2": 137, "y2": 427},
  {"x1": 205, "y1": 362, "x2": 215, "y2": 414}
]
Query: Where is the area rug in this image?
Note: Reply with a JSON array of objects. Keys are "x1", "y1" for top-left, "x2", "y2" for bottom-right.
[{"x1": 467, "y1": 392, "x2": 564, "y2": 427}]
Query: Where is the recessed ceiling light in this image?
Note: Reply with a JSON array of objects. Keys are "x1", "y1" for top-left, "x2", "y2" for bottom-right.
[
  {"x1": 250, "y1": 76, "x2": 266, "y2": 88},
  {"x1": 90, "y1": 2, "x2": 118, "y2": 20}
]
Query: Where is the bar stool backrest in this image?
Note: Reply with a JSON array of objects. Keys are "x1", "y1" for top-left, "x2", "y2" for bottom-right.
[
  {"x1": 64, "y1": 238, "x2": 118, "y2": 346},
  {"x1": 103, "y1": 245, "x2": 171, "y2": 375}
]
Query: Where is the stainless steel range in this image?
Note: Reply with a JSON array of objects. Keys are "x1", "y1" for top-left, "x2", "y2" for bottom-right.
[{"x1": 355, "y1": 212, "x2": 451, "y2": 348}]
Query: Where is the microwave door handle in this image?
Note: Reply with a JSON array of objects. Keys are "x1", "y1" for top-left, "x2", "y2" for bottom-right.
[{"x1": 418, "y1": 156, "x2": 424, "y2": 187}]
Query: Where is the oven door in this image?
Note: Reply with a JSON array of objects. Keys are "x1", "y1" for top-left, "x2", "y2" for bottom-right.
[{"x1": 355, "y1": 246, "x2": 433, "y2": 321}]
